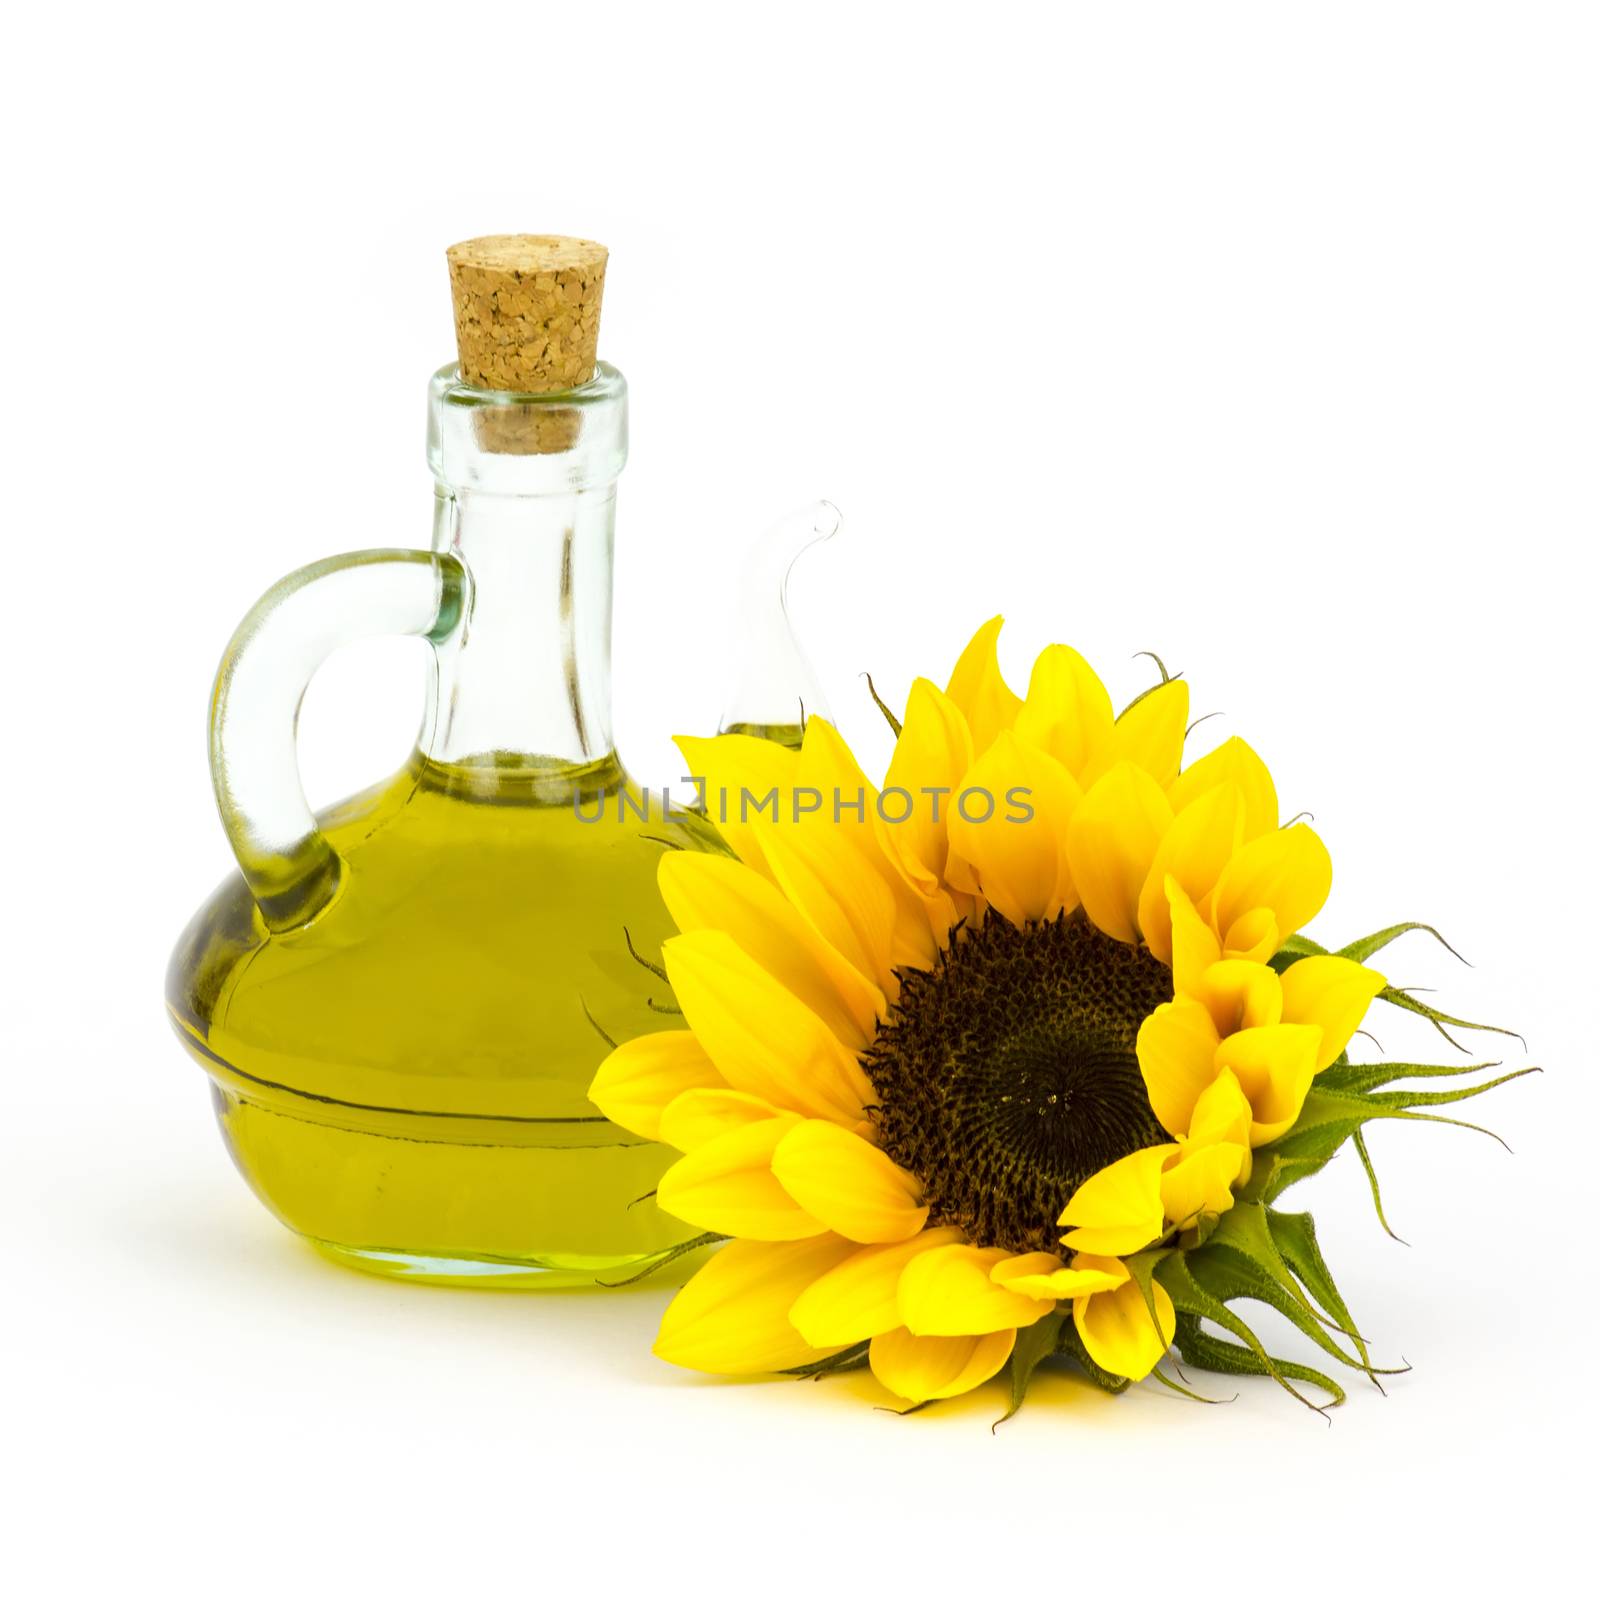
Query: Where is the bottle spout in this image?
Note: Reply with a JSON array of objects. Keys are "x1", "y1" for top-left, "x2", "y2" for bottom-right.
[{"x1": 717, "y1": 499, "x2": 840, "y2": 750}]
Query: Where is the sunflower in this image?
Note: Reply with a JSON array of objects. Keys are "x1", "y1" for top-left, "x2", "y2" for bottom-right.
[{"x1": 591, "y1": 620, "x2": 1528, "y2": 1411}]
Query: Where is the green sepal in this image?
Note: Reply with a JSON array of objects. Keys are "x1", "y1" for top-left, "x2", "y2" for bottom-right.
[
  {"x1": 1204, "y1": 1202, "x2": 1344, "y2": 1341},
  {"x1": 1334, "y1": 921, "x2": 1468, "y2": 966},
  {"x1": 1251, "y1": 1062, "x2": 1534, "y2": 1201},
  {"x1": 622, "y1": 926, "x2": 669, "y2": 983},
  {"x1": 1146, "y1": 1361, "x2": 1227, "y2": 1404},
  {"x1": 1155, "y1": 1250, "x2": 1338, "y2": 1414},
  {"x1": 1351, "y1": 1127, "x2": 1405, "y2": 1241},
  {"x1": 1318, "y1": 1057, "x2": 1507, "y2": 1094},
  {"x1": 1054, "y1": 1315, "x2": 1132, "y2": 1395},
  {"x1": 998, "y1": 1313, "x2": 1066, "y2": 1425},
  {"x1": 598, "y1": 1231, "x2": 725, "y2": 1287},
  {"x1": 1119, "y1": 653, "x2": 1180, "y2": 716},
  {"x1": 1172, "y1": 1312, "x2": 1346, "y2": 1409},
  {"x1": 1269, "y1": 933, "x2": 1329, "y2": 973},
  {"x1": 1378, "y1": 985, "x2": 1525, "y2": 1051},
  {"x1": 1360, "y1": 1065, "x2": 1538, "y2": 1111},
  {"x1": 1186, "y1": 1225, "x2": 1388, "y2": 1377},
  {"x1": 1265, "y1": 1207, "x2": 1375, "y2": 1374},
  {"x1": 1122, "y1": 1245, "x2": 1174, "y2": 1341},
  {"x1": 580, "y1": 998, "x2": 619, "y2": 1050},
  {"x1": 863, "y1": 672, "x2": 903, "y2": 738},
  {"x1": 782, "y1": 1342, "x2": 871, "y2": 1379}
]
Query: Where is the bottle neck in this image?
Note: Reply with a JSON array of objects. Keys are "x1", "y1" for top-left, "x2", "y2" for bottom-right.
[
  {"x1": 419, "y1": 362, "x2": 628, "y2": 781},
  {"x1": 424, "y1": 484, "x2": 616, "y2": 770}
]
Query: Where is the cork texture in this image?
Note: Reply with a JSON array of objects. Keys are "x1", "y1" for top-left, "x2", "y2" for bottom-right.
[{"x1": 447, "y1": 234, "x2": 607, "y2": 394}]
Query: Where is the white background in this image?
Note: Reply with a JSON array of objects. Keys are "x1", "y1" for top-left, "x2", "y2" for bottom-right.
[{"x1": 4, "y1": 2, "x2": 1594, "y2": 1592}]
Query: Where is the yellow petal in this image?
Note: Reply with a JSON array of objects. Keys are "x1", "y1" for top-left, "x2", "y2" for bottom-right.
[
  {"x1": 674, "y1": 731, "x2": 797, "y2": 876},
  {"x1": 1116, "y1": 679, "x2": 1190, "y2": 790},
  {"x1": 588, "y1": 1030, "x2": 725, "y2": 1141},
  {"x1": 1279, "y1": 955, "x2": 1388, "y2": 1072},
  {"x1": 1057, "y1": 1144, "x2": 1173, "y2": 1255},
  {"x1": 869, "y1": 1326, "x2": 1017, "y2": 1403},
  {"x1": 771, "y1": 1120, "x2": 930, "y2": 1244},
  {"x1": 1072, "y1": 1260, "x2": 1176, "y2": 1381},
  {"x1": 658, "y1": 851, "x2": 884, "y2": 1049},
  {"x1": 1136, "y1": 998, "x2": 1223, "y2": 1137},
  {"x1": 797, "y1": 717, "x2": 946, "y2": 975},
  {"x1": 990, "y1": 1252, "x2": 1126, "y2": 1301},
  {"x1": 1215, "y1": 1023, "x2": 1323, "y2": 1144},
  {"x1": 1168, "y1": 736, "x2": 1279, "y2": 840},
  {"x1": 946, "y1": 733, "x2": 1082, "y2": 926},
  {"x1": 654, "y1": 1234, "x2": 860, "y2": 1376},
  {"x1": 1160, "y1": 1141, "x2": 1245, "y2": 1228},
  {"x1": 881, "y1": 677, "x2": 975, "y2": 887},
  {"x1": 1186, "y1": 1065, "x2": 1255, "y2": 1150},
  {"x1": 788, "y1": 1226, "x2": 965, "y2": 1346},
  {"x1": 1166, "y1": 878, "x2": 1223, "y2": 999},
  {"x1": 1210, "y1": 823, "x2": 1332, "y2": 952},
  {"x1": 658, "y1": 1087, "x2": 782, "y2": 1151},
  {"x1": 757, "y1": 821, "x2": 900, "y2": 992},
  {"x1": 897, "y1": 1243, "x2": 1056, "y2": 1336},
  {"x1": 945, "y1": 616, "x2": 1023, "y2": 755},
  {"x1": 1065, "y1": 762, "x2": 1174, "y2": 943},
  {"x1": 1137, "y1": 783, "x2": 1246, "y2": 964},
  {"x1": 1194, "y1": 957, "x2": 1284, "y2": 1036},
  {"x1": 1014, "y1": 643, "x2": 1117, "y2": 782},
  {"x1": 663, "y1": 931, "x2": 871, "y2": 1123},
  {"x1": 656, "y1": 1116, "x2": 827, "y2": 1240},
  {"x1": 1222, "y1": 906, "x2": 1280, "y2": 963}
]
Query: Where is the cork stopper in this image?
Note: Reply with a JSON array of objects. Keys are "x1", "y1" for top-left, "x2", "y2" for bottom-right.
[{"x1": 447, "y1": 234, "x2": 608, "y2": 394}]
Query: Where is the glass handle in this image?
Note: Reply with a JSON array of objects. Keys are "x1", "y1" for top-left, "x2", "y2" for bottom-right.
[
  {"x1": 718, "y1": 499, "x2": 840, "y2": 743},
  {"x1": 208, "y1": 548, "x2": 467, "y2": 933}
]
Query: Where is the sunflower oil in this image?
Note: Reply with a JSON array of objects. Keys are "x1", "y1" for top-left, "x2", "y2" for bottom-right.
[{"x1": 168, "y1": 751, "x2": 721, "y2": 1284}]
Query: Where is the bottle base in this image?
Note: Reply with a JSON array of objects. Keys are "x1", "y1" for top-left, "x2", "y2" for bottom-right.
[
  {"x1": 170, "y1": 1025, "x2": 700, "y2": 1283},
  {"x1": 307, "y1": 1238, "x2": 687, "y2": 1290}
]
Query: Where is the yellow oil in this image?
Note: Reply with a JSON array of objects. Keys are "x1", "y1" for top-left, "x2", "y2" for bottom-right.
[{"x1": 167, "y1": 751, "x2": 723, "y2": 1286}]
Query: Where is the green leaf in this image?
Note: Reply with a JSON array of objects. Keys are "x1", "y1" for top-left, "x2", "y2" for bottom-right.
[
  {"x1": 1172, "y1": 1313, "x2": 1346, "y2": 1409},
  {"x1": 1334, "y1": 921, "x2": 1468, "y2": 966},
  {"x1": 998, "y1": 1313, "x2": 1065, "y2": 1425}
]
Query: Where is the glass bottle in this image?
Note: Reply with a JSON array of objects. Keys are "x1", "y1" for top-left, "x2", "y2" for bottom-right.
[{"x1": 166, "y1": 236, "x2": 722, "y2": 1286}]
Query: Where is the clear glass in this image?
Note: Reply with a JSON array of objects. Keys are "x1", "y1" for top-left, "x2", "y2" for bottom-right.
[
  {"x1": 719, "y1": 500, "x2": 838, "y2": 748},
  {"x1": 167, "y1": 361, "x2": 722, "y2": 1286}
]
